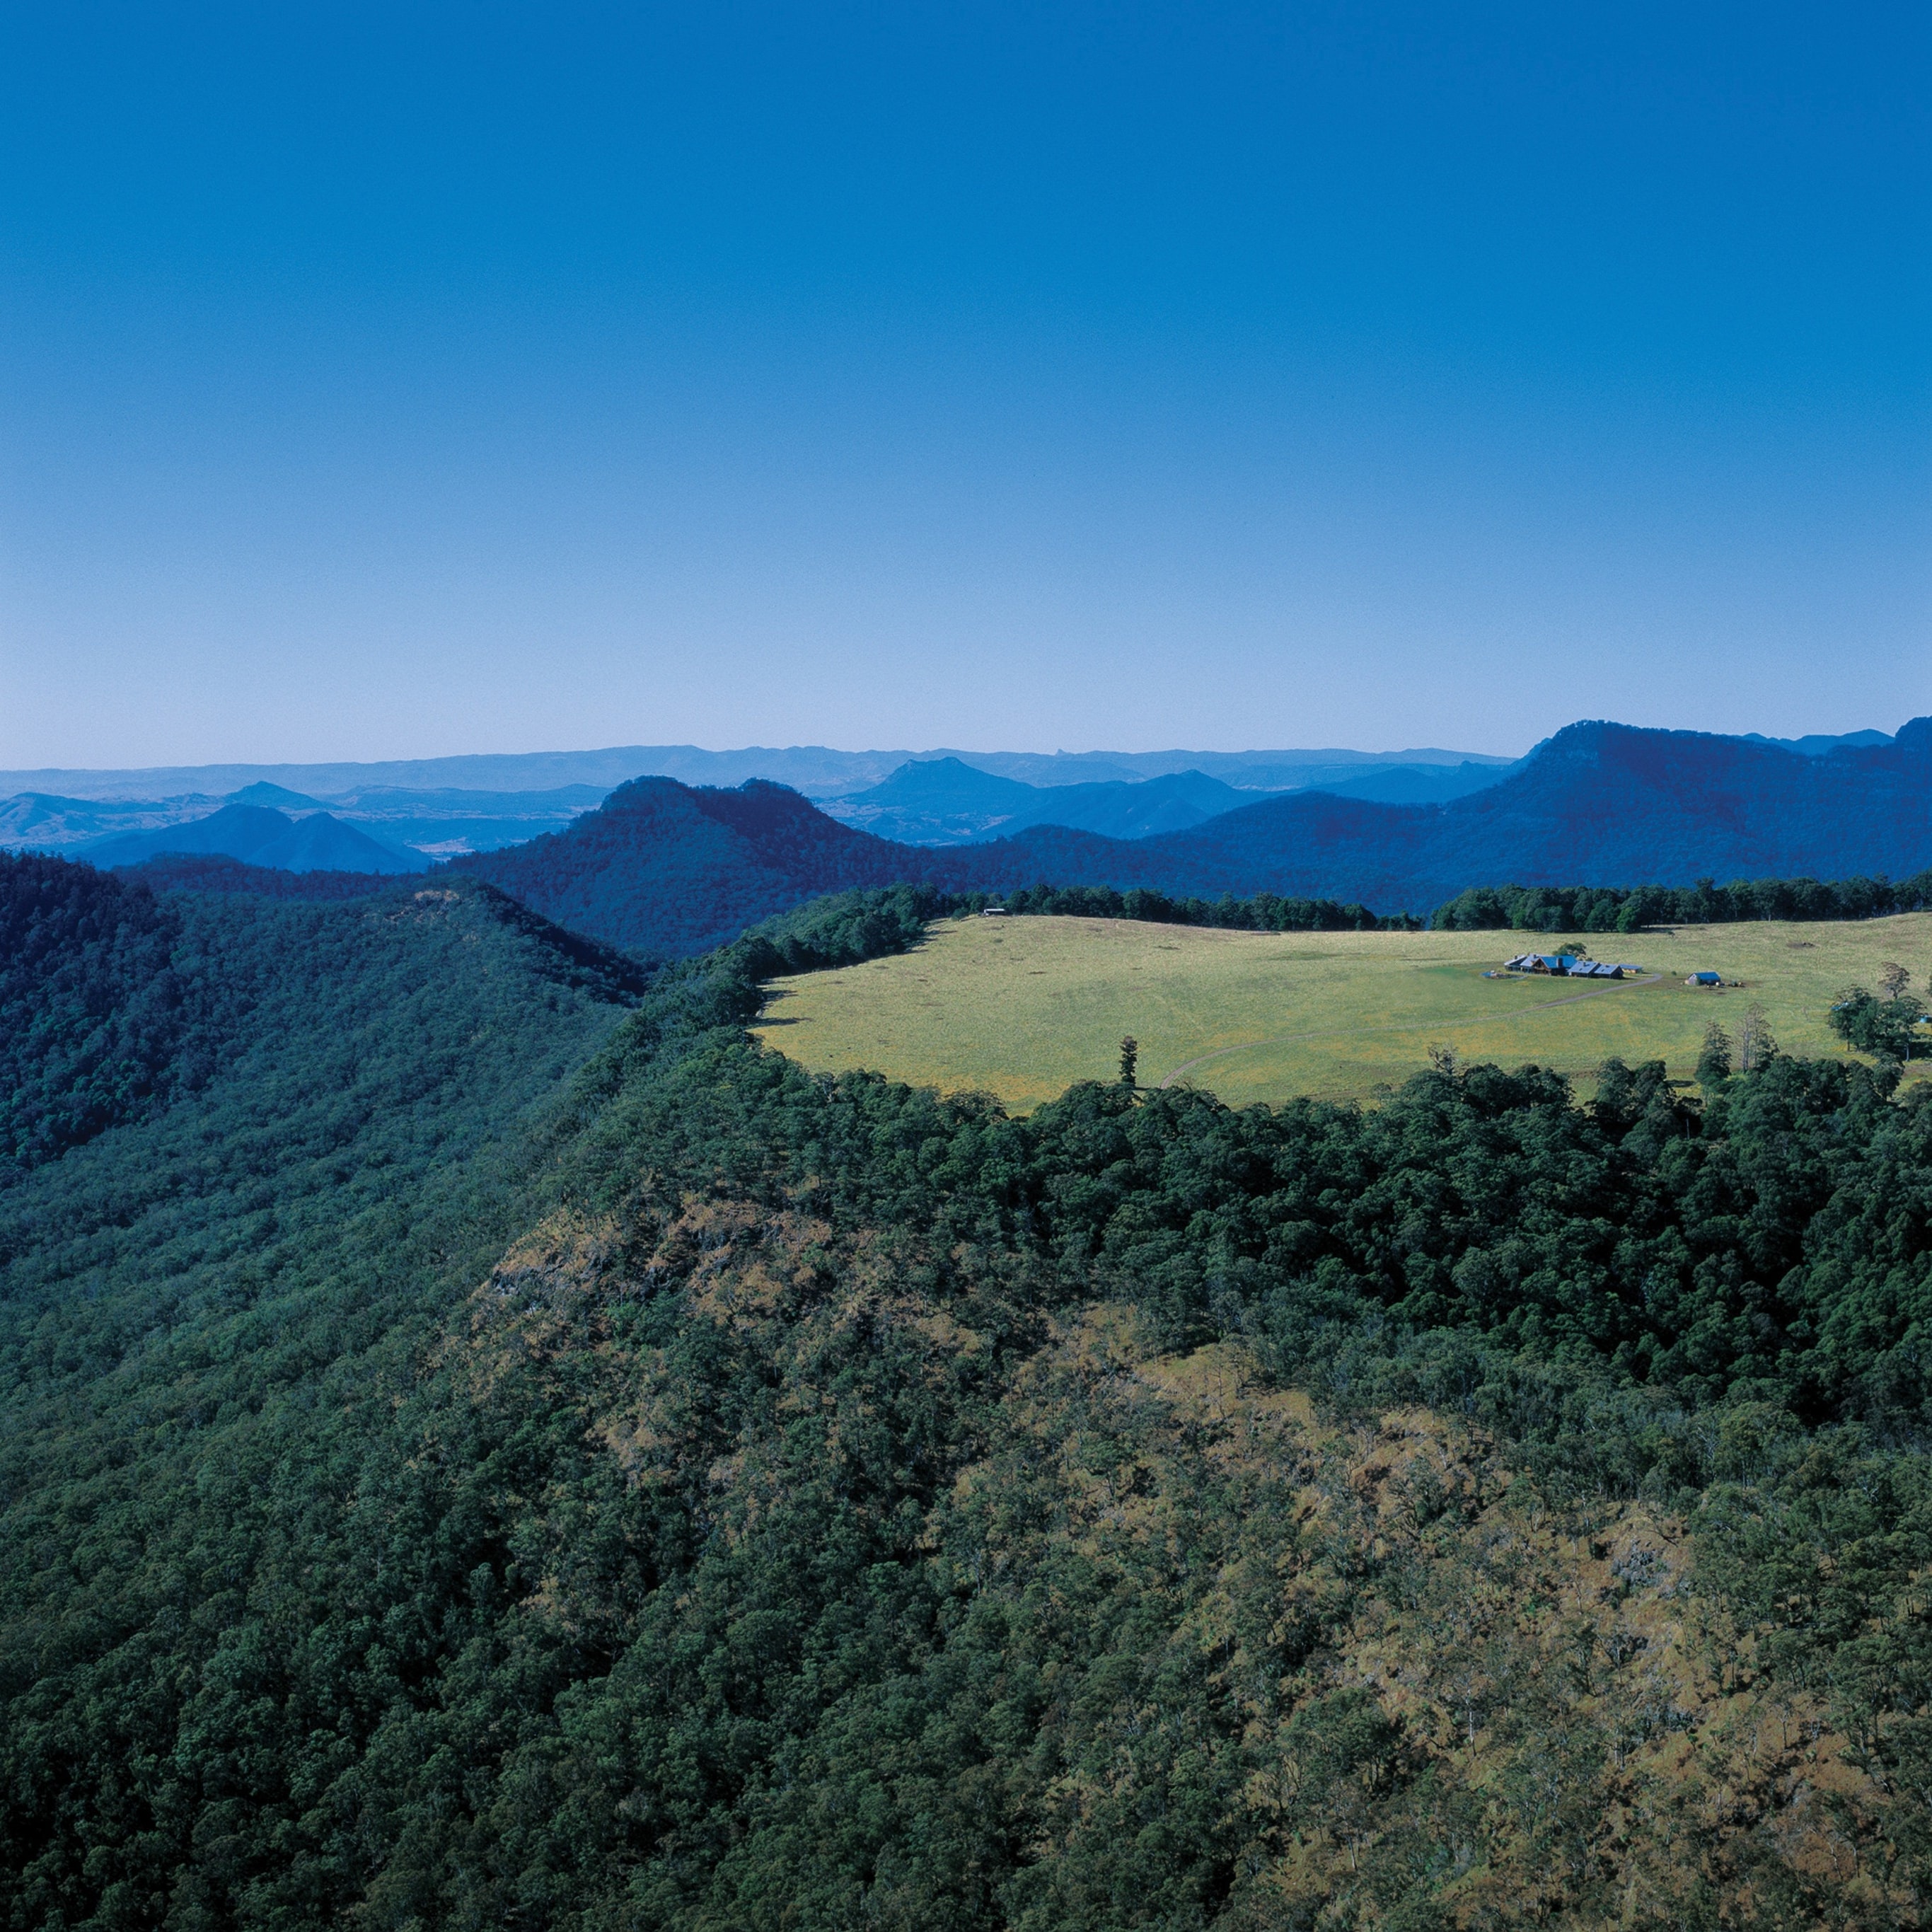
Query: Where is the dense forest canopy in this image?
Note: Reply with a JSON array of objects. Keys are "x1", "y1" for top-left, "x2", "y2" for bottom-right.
[
  {"x1": 2, "y1": 877, "x2": 1931, "y2": 1926},
  {"x1": 0, "y1": 853, "x2": 201, "y2": 1173},
  {"x1": 1433, "y1": 872, "x2": 1932, "y2": 933}
]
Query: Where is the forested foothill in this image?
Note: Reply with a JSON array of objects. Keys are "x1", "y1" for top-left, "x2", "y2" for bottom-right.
[
  {"x1": 4, "y1": 864, "x2": 1932, "y2": 1927},
  {"x1": 119, "y1": 851, "x2": 434, "y2": 901}
]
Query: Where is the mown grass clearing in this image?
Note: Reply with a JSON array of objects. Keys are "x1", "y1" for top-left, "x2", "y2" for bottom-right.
[{"x1": 752, "y1": 913, "x2": 1932, "y2": 1109}]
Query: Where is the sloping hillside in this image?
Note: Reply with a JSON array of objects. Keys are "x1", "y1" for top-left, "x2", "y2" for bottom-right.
[
  {"x1": 454, "y1": 776, "x2": 915, "y2": 955},
  {"x1": 0, "y1": 856, "x2": 644, "y2": 1183},
  {"x1": 0, "y1": 855, "x2": 196, "y2": 1172},
  {"x1": 6, "y1": 891, "x2": 1930, "y2": 1926}
]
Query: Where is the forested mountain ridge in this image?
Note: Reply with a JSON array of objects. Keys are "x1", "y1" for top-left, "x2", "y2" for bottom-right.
[
  {"x1": 4, "y1": 877, "x2": 1931, "y2": 1926},
  {"x1": 0, "y1": 851, "x2": 645, "y2": 1183},
  {"x1": 1425, "y1": 715, "x2": 1932, "y2": 893},
  {"x1": 453, "y1": 775, "x2": 915, "y2": 955}
]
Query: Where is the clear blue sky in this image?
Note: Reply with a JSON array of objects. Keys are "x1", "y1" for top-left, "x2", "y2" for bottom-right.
[{"x1": 3, "y1": 2, "x2": 1926, "y2": 767}]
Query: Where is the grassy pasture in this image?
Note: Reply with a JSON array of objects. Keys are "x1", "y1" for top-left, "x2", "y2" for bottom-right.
[{"x1": 752, "y1": 912, "x2": 1932, "y2": 1110}]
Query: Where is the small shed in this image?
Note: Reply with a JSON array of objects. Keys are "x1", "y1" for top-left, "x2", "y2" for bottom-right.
[
  {"x1": 1687, "y1": 971, "x2": 1723, "y2": 988},
  {"x1": 981, "y1": 906, "x2": 1009, "y2": 918}
]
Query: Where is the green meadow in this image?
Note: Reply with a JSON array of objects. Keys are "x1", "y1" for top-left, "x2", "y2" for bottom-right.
[{"x1": 753, "y1": 910, "x2": 1932, "y2": 1109}]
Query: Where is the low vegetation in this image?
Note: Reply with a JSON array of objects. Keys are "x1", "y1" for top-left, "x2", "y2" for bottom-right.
[{"x1": 756, "y1": 910, "x2": 1932, "y2": 1110}]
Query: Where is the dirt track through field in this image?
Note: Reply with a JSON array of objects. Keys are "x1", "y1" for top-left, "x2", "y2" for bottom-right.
[{"x1": 1158, "y1": 973, "x2": 1665, "y2": 1087}]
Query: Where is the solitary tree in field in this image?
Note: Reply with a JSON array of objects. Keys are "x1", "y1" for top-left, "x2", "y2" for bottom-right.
[
  {"x1": 1119, "y1": 1036, "x2": 1139, "y2": 1088},
  {"x1": 1882, "y1": 961, "x2": 1912, "y2": 1000}
]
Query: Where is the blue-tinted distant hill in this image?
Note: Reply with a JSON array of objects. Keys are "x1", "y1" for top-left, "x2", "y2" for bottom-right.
[
  {"x1": 451, "y1": 718, "x2": 1932, "y2": 954},
  {"x1": 825, "y1": 755, "x2": 1512, "y2": 845},
  {"x1": 828, "y1": 758, "x2": 1274, "y2": 844},
  {"x1": 819, "y1": 758, "x2": 1040, "y2": 843},
  {"x1": 0, "y1": 792, "x2": 227, "y2": 850},
  {"x1": 985, "y1": 768, "x2": 1265, "y2": 840},
  {"x1": 85, "y1": 804, "x2": 427, "y2": 874},
  {"x1": 226, "y1": 781, "x2": 327, "y2": 809},
  {"x1": 1743, "y1": 729, "x2": 1895, "y2": 756}
]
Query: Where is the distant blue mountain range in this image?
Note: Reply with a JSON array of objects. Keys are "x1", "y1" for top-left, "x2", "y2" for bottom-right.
[
  {"x1": 0, "y1": 782, "x2": 611, "y2": 862},
  {"x1": 86, "y1": 805, "x2": 427, "y2": 875},
  {"x1": 0, "y1": 741, "x2": 1528, "y2": 864},
  {"x1": 434, "y1": 717, "x2": 1932, "y2": 956},
  {"x1": 821, "y1": 759, "x2": 1267, "y2": 844},
  {"x1": 972, "y1": 719, "x2": 1932, "y2": 913},
  {"x1": 10, "y1": 730, "x2": 1898, "y2": 874},
  {"x1": 819, "y1": 755, "x2": 1510, "y2": 844},
  {"x1": 40, "y1": 718, "x2": 1932, "y2": 956}
]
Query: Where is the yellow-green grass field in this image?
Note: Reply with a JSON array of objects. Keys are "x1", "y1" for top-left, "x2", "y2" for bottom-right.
[{"x1": 752, "y1": 913, "x2": 1932, "y2": 1111}]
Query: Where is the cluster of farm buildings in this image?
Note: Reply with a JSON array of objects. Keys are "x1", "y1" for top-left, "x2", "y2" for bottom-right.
[
  {"x1": 1502, "y1": 952, "x2": 1641, "y2": 980},
  {"x1": 1501, "y1": 953, "x2": 1738, "y2": 988}
]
